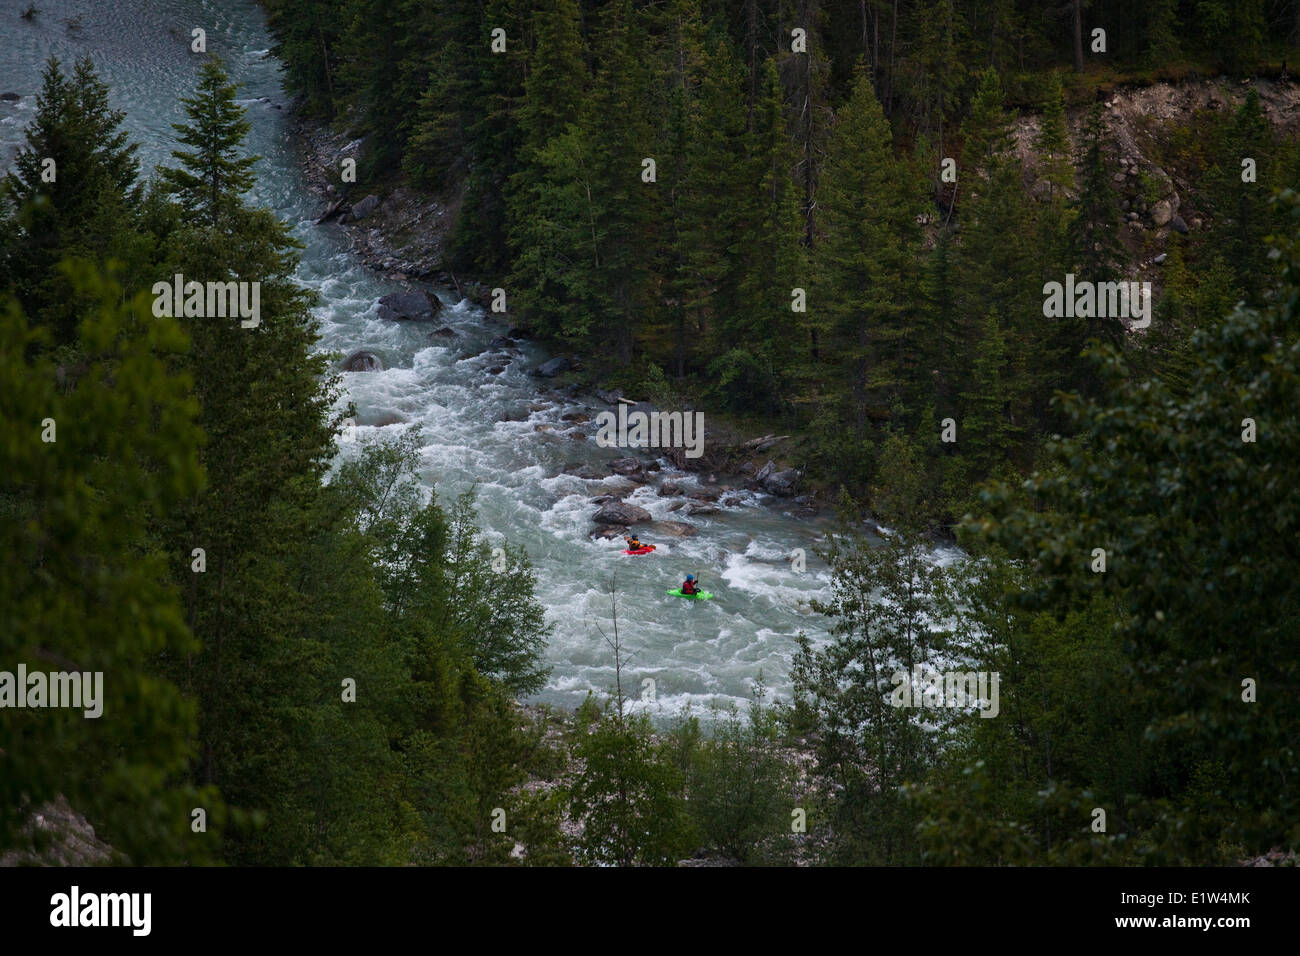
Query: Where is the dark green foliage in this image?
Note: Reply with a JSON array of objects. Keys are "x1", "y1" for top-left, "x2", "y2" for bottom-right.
[
  {"x1": 1, "y1": 58, "x2": 142, "y2": 344},
  {"x1": 792, "y1": 466, "x2": 948, "y2": 863},
  {"x1": 810, "y1": 65, "x2": 924, "y2": 453},
  {"x1": 568, "y1": 704, "x2": 695, "y2": 866},
  {"x1": 674, "y1": 683, "x2": 799, "y2": 864},
  {"x1": 1, "y1": 53, "x2": 563, "y2": 866},
  {"x1": 159, "y1": 58, "x2": 257, "y2": 224},
  {"x1": 1205, "y1": 88, "x2": 1275, "y2": 306},
  {"x1": 9, "y1": 0, "x2": 1298, "y2": 869},
  {"x1": 0, "y1": 265, "x2": 218, "y2": 864},
  {"x1": 970, "y1": 193, "x2": 1300, "y2": 859}
]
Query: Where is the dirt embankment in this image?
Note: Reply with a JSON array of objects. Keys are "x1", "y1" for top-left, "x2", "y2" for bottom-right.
[
  {"x1": 1012, "y1": 77, "x2": 1300, "y2": 286},
  {"x1": 293, "y1": 119, "x2": 462, "y2": 284}
]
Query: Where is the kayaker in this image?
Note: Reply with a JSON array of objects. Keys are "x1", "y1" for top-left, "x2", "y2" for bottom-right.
[
  {"x1": 625, "y1": 534, "x2": 645, "y2": 551},
  {"x1": 681, "y1": 574, "x2": 699, "y2": 595}
]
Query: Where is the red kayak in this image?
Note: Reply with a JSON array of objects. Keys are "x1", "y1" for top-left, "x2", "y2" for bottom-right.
[{"x1": 622, "y1": 545, "x2": 656, "y2": 555}]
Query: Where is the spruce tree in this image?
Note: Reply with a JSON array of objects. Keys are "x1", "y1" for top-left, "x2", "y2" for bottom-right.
[
  {"x1": 674, "y1": 34, "x2": 748, "y2": 385},
  {"x1": 1033, "y1": 70, "x2": 1072, "y2": 203},
  {"x1": 720, "y1": 56, "x2": 805, "y2": 413},
  {"x1": 2, "y1": 57, "x2": 141, "y2": 343},
  {"x1": 155, "y1": 60, "x2": 344, "y2": 858},
  {"x1": 811, "y1": 65, "x2": 922, "y2": 448},
  {"x1": 159, "y1": 58, "x2": 257, "y2": 226},
  {"x1": 1207, "y1": 89, "x2": 1273, "y2": 305},
  {"x1": 976, "y1": 192, "x2": 1300, "y2": 860},
  {"x1": 0, "y1": 265, "x2": 218, "y2": 864},
  {"x1": 953, "y1": 69, "x2": 1043, "y2": 455},
  {"x1": 1066, "y1": 103, "x2": 1125, "y2": 358}
]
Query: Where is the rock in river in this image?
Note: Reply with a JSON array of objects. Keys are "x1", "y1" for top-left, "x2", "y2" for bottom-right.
[
  {"x1": 533, "y1": 356, "x2": 572, "y2": 378},
  {"x1": 593, "y1": 500, "x2": 652, "y2": 525},
  {"x1": 341, "y1": 350, "x2": 383, "y2": 372},
  {"x1": 377, "y1": 290, "x2": 441, "y2": 322}
]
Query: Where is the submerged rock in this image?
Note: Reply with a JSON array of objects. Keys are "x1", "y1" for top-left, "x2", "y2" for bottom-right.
[
  {"x1": 356, "y1": 410, "x2": 406, "y2": 427},
  {"x1": 341, "y1": 349, "x2": 382, "y2": 372},
  {"x1": 653, "y1": 520, "x2": 699, "y2": 538}
]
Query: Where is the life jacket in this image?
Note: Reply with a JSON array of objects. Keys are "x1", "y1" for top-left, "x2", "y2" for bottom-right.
[{"x1": 682, "y1": 580, "x2": 697, "y2": 594}]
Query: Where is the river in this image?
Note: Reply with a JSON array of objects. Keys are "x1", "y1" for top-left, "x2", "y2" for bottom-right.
[{"x1": 0, "y1": 0, "x2": 908, "y2": 718}]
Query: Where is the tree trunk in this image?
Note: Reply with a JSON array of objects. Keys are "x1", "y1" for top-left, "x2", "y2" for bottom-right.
[
  {"x1": 887, "y1": 0, "x2": 898, "y2": 112},
  {"x1": 1072, "y1": 0, "x2": 1085, "y2": 72}
]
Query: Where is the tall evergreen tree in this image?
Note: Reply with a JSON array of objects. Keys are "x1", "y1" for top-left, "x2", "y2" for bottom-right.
[
  {"x1": 714, "y1": 57, "x2": 805, "y2": 412},
  {"x1": 0, "y1": 265, "x2": 218, "y2": 864},
  {"x1": 1065, "y1": 103, "x2": 1125, "y2": 354},
  {"x1": 159, "y1": 58, "x2": 257, "y2": 226},
  {"x1": 2, "y1": 57, "x2": 141, "y2": 343},
  {"x1": 1206, "y1": 88, "x2": 1273, "y2": 305},
  {"x1": 1033, "y1": 70, "x2": 1072, "y2": 203},
  {"x1": 810, "y1": 65, "x2": 922, "y2": 478}
]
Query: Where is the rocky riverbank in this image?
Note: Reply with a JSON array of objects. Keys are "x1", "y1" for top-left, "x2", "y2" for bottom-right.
[{"x1": 290, "y1": 115, "x2": 819, "y2": 519}]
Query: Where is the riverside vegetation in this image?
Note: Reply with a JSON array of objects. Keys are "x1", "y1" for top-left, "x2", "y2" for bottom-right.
[{"x1": 2, "y1": 0, "x2": 1299, "y2": 865}]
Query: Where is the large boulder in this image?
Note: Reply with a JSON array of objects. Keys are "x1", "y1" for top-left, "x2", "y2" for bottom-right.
[
  {"x1": 533, "y1": 356, "x2": 573, "y2": 378},
  {"x1": 593, "y1": 500, "x2": 652, "y2": 525},
  {"x1": 341, "y1": 350, "x2": 382, "y2": 372},
  {"x1": 762, "y1": 468, "x2": 802, "y2": 496},
  {"x1": 609, "y1": 457, "x2": 645, "y2": 478},
  {"x1": 377, "y1": 290, "x2": 441, "y2": 322},
  {"x1": 351, "y1": 193, "x2": 381, "y2": 220}
]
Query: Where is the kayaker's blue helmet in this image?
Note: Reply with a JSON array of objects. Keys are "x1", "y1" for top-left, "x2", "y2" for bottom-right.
[{"x1": 686, "y1": 575, "x2": 695, "y2": 581}]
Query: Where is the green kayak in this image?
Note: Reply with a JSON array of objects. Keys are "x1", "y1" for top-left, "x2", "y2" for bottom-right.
[{"x1": 667, "y1": 588, "x2": 714, "y2": 600}]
